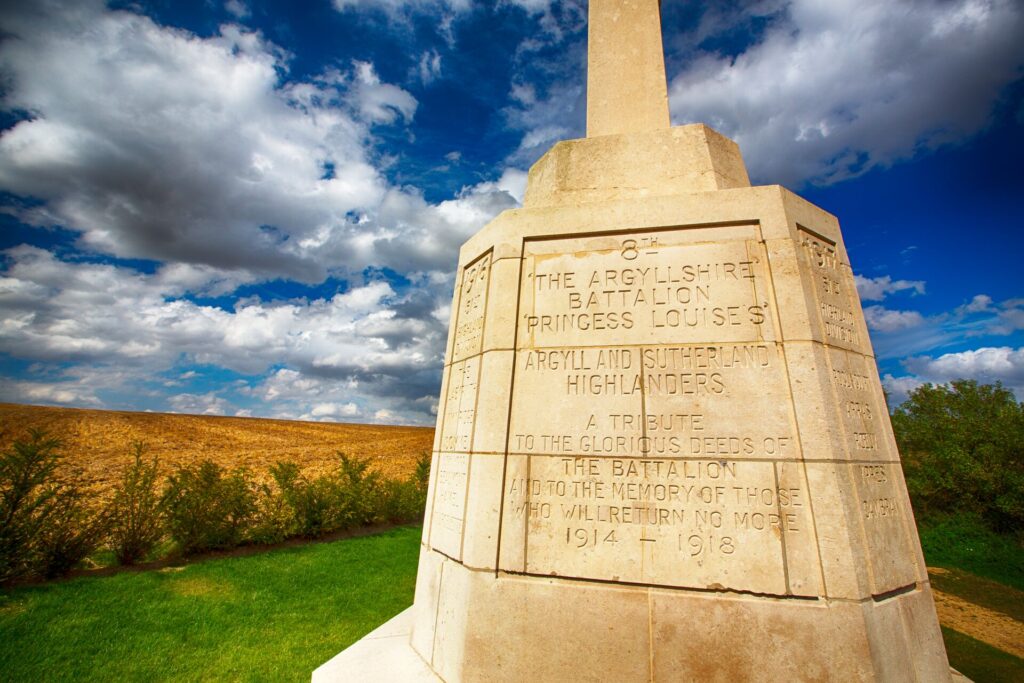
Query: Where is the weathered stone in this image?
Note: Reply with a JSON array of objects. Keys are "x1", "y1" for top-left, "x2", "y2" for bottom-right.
[{"x1": 315, "y1": 1, "x2": 952, "y2": 680}]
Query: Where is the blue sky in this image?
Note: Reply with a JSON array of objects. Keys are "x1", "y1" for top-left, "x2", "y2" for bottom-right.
[{"x1": 0, "y1": 0, "x2": 1021, "y2": 425}]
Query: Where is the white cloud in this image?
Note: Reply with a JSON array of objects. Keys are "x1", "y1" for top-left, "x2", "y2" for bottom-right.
[
  {"x1": 224, "y1": 0, "x2": 250, "y2": 20},
  {"x1": 417, "y1": 49, "x2": 443, "y2": 84},
  {"x1": 962, "y1": 294, "x2": 994, "y2": 313},
  {"x1": 332, "y1": 0, "x2": 471, "y2": 16},
  {"x1": 309, "y1": 401, "x2": 361, "y2": 419},
  {"x1": 0, "y1": 1, "x2": 514, "y2": 285},
  {"x1": 0, "y1": 379, "x2": 101, "y2": 407},
  {"x1": 885, "y1": 346, "x2": 1024, "y2": 402},
  {"x1": 864, "y1": 306, "x2": 926, "y2": 333},
  {"x1": 855, "y1": 274, "x2": 926, "y2": 302},
  {"x1": 170, "y1": 392, "x2": 232, "y2": 416},
  {"x1": 669, "y1": 0, "x2": 1024, "y2": 186},
  {"x1": 504, "y1": 81, "x2": 585, "y2": 163},
  {"x1": 471, "y1": 168, "x2": 529, "y2": 205},
  {"x1": 0, "y1": 245, "x2": 451, "y2": 423},
  {"x1": 880, "y1": 374, "x2": 926, "y2": 405},
  {"x1": 349, "y1": 61, "x2": 418, "y2": 124}
]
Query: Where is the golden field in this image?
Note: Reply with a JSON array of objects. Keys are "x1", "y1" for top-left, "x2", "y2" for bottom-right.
[{"x1": 0, "y1": 403, "x2": 434, "y2": 498}]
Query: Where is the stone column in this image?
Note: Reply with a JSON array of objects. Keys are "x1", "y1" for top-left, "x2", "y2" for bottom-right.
[{"x1": 587, "y1": 0, "x2": 670, "y2": 137}]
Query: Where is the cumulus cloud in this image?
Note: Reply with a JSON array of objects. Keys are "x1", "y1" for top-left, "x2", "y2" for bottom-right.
[
  {"x1": 884, "y1": 346, "x2": 1024, "y2": 402},
  {"x1": 669, "y1": 0, "x2": 1024, "y2": 186},
  {"x1": 855, "y1": 275, "x2": 926, "y2": 302},
  {"x1": 504, "y1": 80, "x2": 585, "y2": 163},
  {"x1": 962, "y1": 294, "x2": 994, "y2": 313},
  {"x1": 0, "y1": 379, "x2": 101, "y2": 407},
  {"x1": 0, "y1": 1, "x2": 512, "y2": 286},
  {"x1": 0, "y1": 0, "x2": 524, "y2": 425},
  {"x1": 0, "y1": 245, "x2": 452, "y2": 423},
  {"x1": 170, "y1": 392, "x2": 233, "y2": 416},
  {"x1": 864, "y1": 306, "x2": 926, "y2": 333}
]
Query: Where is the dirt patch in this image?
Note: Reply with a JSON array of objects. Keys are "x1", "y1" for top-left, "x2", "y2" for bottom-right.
[
  {"x1": 929, "y1": 566, "x2": 1024, "y2": 623},
  {"x1": 933, "y1": 589, "x2": 1024, "y2": 660}
]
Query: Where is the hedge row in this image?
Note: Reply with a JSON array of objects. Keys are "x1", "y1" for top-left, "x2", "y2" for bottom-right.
[{"x1": 0, "y1": 430, "x2": 429, "y2": 584}]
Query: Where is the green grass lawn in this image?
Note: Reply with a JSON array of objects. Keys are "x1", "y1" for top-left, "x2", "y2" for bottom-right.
[
  {"x1": 942, "y1": 627, "x2": 1024, "y2": 683},
  {"x1": 0, "y1": 526, "x2": 421, "y2": 682},
  {"x1": 2, "y1": 519, "x2": 1022, "y2": 682}
]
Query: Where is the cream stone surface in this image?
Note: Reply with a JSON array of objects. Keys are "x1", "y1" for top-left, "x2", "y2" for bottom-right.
[
  {"x1": 317, "y1": 1, "x2": 952, "y2": 680},
  {"x1": 586, "y1": 0, "x2": 669, "y2": 138}
]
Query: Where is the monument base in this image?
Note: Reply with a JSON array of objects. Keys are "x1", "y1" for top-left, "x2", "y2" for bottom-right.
[
  {"x1": 312, "y1": 608, "x2": 438, "y2": 683},
  {"x1": 313, "y1": 602, "x2": 973, "y2": 683}
]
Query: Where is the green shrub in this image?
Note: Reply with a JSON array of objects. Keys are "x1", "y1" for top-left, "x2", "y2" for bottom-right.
[
  {"x1": 893, "y1": 380, "x2": 1024, "y2": 533},
  {"x1": 0, "y1": 429, "x2": 108, "y2": 582},
  {"x1": 270, "y1": 462, "x2": 342, "y2": 538},
  {"x1": 249, "y1": 480, "x2": 295, "y2": 545},
  {"x1": 380, "y1": 453, "x2": 431, "y2": 523},
  {"x1": 270, "y1": 454, "x2": 397, "y2": 537},
  {"x1": 34, "y1": 486, "x2": 108, "y2": 578},
  {"x1": 160, "y1": 461, "x2": 257, "y2": 555},
  {"x1": 0, "y1": 429, "x2": 63, "y2": 583},
  {"x1": 107, "y1": 443, "x2": 163, "y2": 565},
  {"x1": 335, "y1": 454, "x2": 384, "y2": 528}
]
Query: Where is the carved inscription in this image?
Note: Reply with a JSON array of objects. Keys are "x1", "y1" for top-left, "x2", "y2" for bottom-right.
[
  {"x1": 799, "y1": 228, "x2": 863, "y2": 351},
  {"x1": 827, "y1": 347, "x2": 893, "y2": 461},
  {"x1": 518, "y1": 233, "x2": 775, "y2": 348},
  {"x1": 505, "y1": 456, "x2": 807, "y2": 592},
  {"x1": 853, "y1": 463, "x2": 920, "y2": 591},
  {"x1": 430, "y1": 452, "x2": 470, "y2": 558},
  {"x1": 452, "y1": 254, "x2": 491, "y2": 362},
  {"x1": 501, "y1": 227, "x2": 813, "y2": 592},
  {"x1": 440, "y1": 357, "x2": 480, "y2": 452}
]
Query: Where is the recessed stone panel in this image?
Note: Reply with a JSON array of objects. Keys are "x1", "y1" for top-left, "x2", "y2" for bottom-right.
[
  {"x1": 517, "y1": 226, "x2": 777, "y2": 349},
  {"x1": 429, "y1": 452, "x2": 470, "y2": 559},
  {"x1": 451, "y1": 251, "x2": 492, "y2": 363},
  {"x1": 500, "y1": 454, "x2": 819, "y2": 594},
  {"x1": 438, "y1": 356, "x2": 480, "y2": 454},
  {"x1": 826, "y1": 346, "x2": 897, "y2": 462},
  {"x1": 797, "y1": 227, "x2": 869, "y2": 354}
]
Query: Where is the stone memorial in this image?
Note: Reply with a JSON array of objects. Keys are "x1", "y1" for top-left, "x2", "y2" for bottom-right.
[{"x1": 314, "y1": 0, "x2": 953, "y2": 680}]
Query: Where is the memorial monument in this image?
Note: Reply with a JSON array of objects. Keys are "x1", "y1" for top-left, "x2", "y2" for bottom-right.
[{"x1": 315, "y1": 1, "x2": 953, "y2": 680}]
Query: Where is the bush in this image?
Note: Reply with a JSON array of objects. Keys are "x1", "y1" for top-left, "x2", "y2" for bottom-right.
[
  {"x1": 107, "y1": 443, "x2": 163, "y2": 565},
  {"x1": 160, "y1": 461, "x2": 257, "y2": 555},
  {"x1": 270, "y1": 454, "x2": 399, "y2": 537},
  {"x1": 2, "y1": 429, "x2": 433, "y2": 580},
  {"x1": 0, "y1": 429, "x2": 63, "y2": 583},
  {"x1": 380, "y1": 453, "x2": 431, "y2": 523},
  {"x1": 249, "y1": 480, "x2": 295, "y2": 545},
  {"x1": 335, "y1": 454, "x2": 384, "y2": 528},
  {"x1": 0, "y1": 429, "x2": 107, "y2": 582},
  {"x1": 34, "y1": 486, "x2": 108, "y2": 579},
  {"x1": 268, "y1": 462, "x2": 339, "y2": 538},
  {"x1": 893, "y1": 380, "x2": 1024, "y2": 534}
]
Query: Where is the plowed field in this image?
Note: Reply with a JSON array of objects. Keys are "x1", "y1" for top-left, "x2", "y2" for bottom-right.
[{"x1": 0, "y1": 403, "x2": 434, "y2": 498}]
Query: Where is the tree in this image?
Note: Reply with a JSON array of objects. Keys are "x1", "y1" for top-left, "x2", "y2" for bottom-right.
[{"x1": 892, "y1": 380, "x2": 1023, "y2": 533}]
